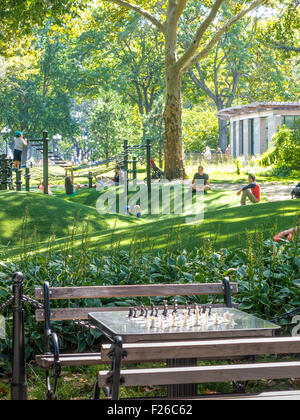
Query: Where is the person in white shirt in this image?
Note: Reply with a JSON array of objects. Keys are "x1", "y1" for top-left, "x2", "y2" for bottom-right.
[{"x1": 13, "y1": 131, "x2": 28, "y2": 169}]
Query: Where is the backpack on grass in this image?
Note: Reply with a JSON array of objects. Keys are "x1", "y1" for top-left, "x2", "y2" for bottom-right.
[{"x1": 291, "y1": 182, "x2": 300, "y2": 199}]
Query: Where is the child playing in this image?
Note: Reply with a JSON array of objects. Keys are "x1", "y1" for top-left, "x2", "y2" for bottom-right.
[
  {"x1": 134, "y1": 205, "x2": 141, "y2": 218},
  {"x1": 38, "y1": 181, "x2": 53, "y2": 196}
]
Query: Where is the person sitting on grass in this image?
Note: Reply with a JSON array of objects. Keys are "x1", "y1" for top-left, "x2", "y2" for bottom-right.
[
  {"x1": 192, "y1": 166, "x2": 212, "y2": 194},
  {"x1": 38, "y1": 181, "x2": 53, "y2": 196},
  {"x1": 95, "y1": 176, "x2": 105, "y2": 190},
  {"x1": 237, "y1": 174, "x2": 260, "y2": 205},
  {"x1": 65, "y1": 176, "x2": 80, "y2": 196},
  {"x1": 134, "y1": 205, "x2": 141, "y2": 218}
]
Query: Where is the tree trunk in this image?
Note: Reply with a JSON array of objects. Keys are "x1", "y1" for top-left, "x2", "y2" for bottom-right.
[
  {"x1": 163, "y1": 68, "x2": 186, "y2": 179},
  {"x1": 218, "y1": 117, "x2": 228, "y2": 153}
]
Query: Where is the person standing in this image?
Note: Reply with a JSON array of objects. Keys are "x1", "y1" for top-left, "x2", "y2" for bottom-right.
[
  {"x1": 13, "y1": 131, "x2": 28, "y2": 169},
  {"x1": 237, "y1": 174, "x2": 260, "y2": 205},
  {"x1": 204, "y1": 146, "x2": 211, "y2": 161}
]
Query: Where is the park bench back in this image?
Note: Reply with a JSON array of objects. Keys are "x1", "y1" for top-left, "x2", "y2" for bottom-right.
[{"x1": 34, "y1": 280, "x2": 238, "y2": 322}]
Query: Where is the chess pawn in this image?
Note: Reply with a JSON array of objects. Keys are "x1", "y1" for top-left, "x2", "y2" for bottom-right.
[
  {"x1": 229, "y1": 313, "x2": 235, "y2": 325},
  {"x1": 183, "y1": 309, "x2": 188, "y2": 326},
  {"x1": 214, "y1": 313, "x2": 219, "y2": 324},
  {"x1": 171, "y1": 312, "x2": 176, "y2": 327},
  {"x1": 145, "y1": 316, "x2": 150, "y2": 329},
  {"x1": 150, "y1": 317, "x2": 156, "y2": 328},
  {"x1": 159, "y1": 315, "x2": 164, "y2": 329},
  {"x1": 223, "y1": 312, "x2": 228, "y2": 323}
]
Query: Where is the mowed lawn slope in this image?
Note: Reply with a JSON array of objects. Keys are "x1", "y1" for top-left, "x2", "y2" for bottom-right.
[
  {"x1": 0, "y1": 190, "x2": 299, "y2": 257},
  {"x1": 0, "y1": 191, "x2": 141, "y2": 249}
]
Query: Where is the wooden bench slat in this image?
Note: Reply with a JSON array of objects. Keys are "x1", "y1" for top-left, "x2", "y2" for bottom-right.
[
  {"x1": 100, "y1": 336, "x2": 300, "y2": 363},
  {"x1": 35, "y1": 303, "x2": 237, "y2": 321},
  {"x1": 99, "y1": 361, "x2": 300, "y2": 387},
  {"x1": 35, "y1": 283, "x2": 238, "y2": 300}
]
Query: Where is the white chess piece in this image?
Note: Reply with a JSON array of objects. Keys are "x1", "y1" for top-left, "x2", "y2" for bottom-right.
[
  {"x1": 229, "y1": 313, "x2": 235, "y2": 326},
  {"x1": 183, "y1": 310, "x2": 188, "y2": 326},
  {"x1": 159, "y1": 315, "x2": 164, "y2": 329}
]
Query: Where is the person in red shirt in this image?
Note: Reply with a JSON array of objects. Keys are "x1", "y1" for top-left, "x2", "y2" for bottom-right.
[{"x1": 237, "y1": 174, "x2": 260, "y2": 205}]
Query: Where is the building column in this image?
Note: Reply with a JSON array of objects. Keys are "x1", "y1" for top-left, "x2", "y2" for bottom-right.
[
  {"x1": 267, "y1": 114, "x2": 281, "y2": 146},
  {"x1": 229, "y1": 121, "x2": 234, "y2": 156},
  {"x1": 243, "y1": 118, "x2": 250, "y2": 160},
  {"x1": 260, "y1": 117, "x2": 267, "y2": 154},
  {"x1": 254, "y1": 117, "x2": 267, "y2": 155},
  {"x1": 230, "y1": 120, "x2": 238, "y2": 157}
]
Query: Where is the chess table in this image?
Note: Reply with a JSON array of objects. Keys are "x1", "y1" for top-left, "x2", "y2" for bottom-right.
[
  {"x1": 89, "y1": 307, "x2": 280, "y2": 343},
  {"x1": 89, "y1": 307, "x2": 280, "y2": 398}
]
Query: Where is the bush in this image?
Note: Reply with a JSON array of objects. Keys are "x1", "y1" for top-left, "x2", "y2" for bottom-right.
[{"x1": 260, "y1": 126, "x2": 300, "y2": 170}]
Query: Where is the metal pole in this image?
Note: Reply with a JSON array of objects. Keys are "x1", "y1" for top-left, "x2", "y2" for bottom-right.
[
  {"x1": 25, "y1": 167, "x2": 30, "y2": 192},
  {"x1": 11, "y1": 272, "x2": 27, "y2": 400},
  {"x1": 132, "y1": 157, "x2": 137, "y2": 182},
  {"x1": 0, "y1": 154, "x2": 7, "y2": 190},
  {"x1": 146, "y1": 139, "x2": 151, "y2": 194},
  {"x1": 88, "y1": 172, "x2": 93, "y2": 189},
  {"x1": 123, "y1": 140, "x2": 128, "y2": 173},
  {"x1": 15, "y1": 169, "x2": 22, "y2": 191},
  {"x1": 43, "y1": 131, "x2": 49, "y2": 195}
]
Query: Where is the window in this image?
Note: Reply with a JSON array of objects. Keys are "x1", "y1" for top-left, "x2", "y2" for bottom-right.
[
  {"x1": 239, "y1": 120, "x2": 243, "y2": 155},
  {"x1": 281, "y1": 115, "x2": 300, "y2": 130}
]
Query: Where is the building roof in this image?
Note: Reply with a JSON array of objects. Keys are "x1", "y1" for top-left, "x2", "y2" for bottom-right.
[{"x1": 217, "y1": 101, "x2": 300, "y2": 120}]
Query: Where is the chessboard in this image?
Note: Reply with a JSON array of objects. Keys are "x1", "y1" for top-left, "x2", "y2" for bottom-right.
[{"x1": 89, "y1": 300, "x2": 280, "y2": 343}]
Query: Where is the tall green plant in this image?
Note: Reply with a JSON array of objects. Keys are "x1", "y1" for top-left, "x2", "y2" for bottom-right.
[{"x1": 260, "y1": 126, "x2": 300, "y2": 171}]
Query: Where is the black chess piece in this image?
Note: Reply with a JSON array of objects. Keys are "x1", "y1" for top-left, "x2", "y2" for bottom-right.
[
  {"x1": 144, "y1": 308, "x2": 148, "y2": 318},
  {"x1": 162, "y1": 300, "x2": 168, "y2": 318},
  {"x1": 155, "y1": 307, "x2": 159, "y2": 317},
  {"x1": 128, "y1": 307, "x2": 133, "y2": 318},
  {"x1": 150, "y1": 303, "x2": 155, "y2": 317},
  {"x1": 173, "y1": 299, "x2": 178, "y2": 314},
  {"x1": 133, "y1": 308, "x2": 138, "y2": 318},
  {"x1": 202, "y1": 305, "x2": 206, "y2": 314},
  {"x1": 208, "y1": 306, "x2": 212, "y2": 316},
  {"x1": 140, "y1": 304, "x2": 145, "y2": 317}
]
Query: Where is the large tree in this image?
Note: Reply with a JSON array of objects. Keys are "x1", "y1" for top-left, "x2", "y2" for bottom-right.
[
  {"x1": 98, "y1": 0, "x2": 268, "y2": 179},
  {"x1": 188, "y1": 17, "x2": 259, "y2": 151},
  {"x1": 72, "y1": 11, "x2": 165, "y2": 137},
  {"x1": 0, "y1": 0, "x2": 87, "y2": 55}
]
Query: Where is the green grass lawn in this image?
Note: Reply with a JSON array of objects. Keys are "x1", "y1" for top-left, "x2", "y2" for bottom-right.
[{"x1": 0, "y1": 189, "x2": 298, "y2": 258}]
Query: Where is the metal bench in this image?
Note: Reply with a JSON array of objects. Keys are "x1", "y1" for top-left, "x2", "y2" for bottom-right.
[{"x1": 34, "y1": 279, "x2": 237, "y2": 399}]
